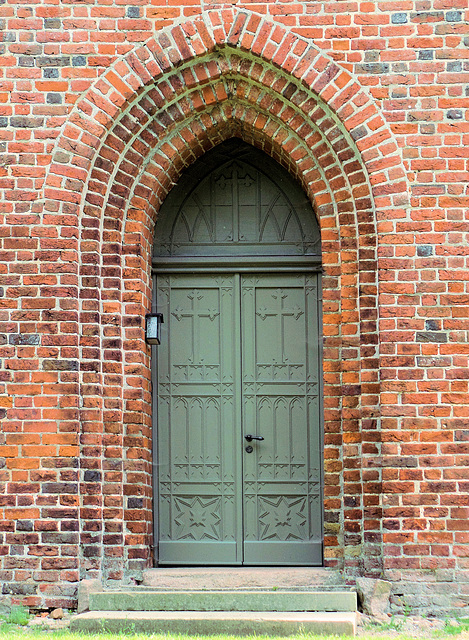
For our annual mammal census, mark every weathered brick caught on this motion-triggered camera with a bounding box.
[83,470,101,482]
[37,56,70,67]
[416,332,448,343]
[392,13,408,24]
[8,334,40,346]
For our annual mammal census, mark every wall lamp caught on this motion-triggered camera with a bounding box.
[145,313,164,345]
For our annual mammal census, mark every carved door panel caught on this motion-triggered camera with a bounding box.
[156,273,321,565]
[241,274,322,565]
[156,274,242,564]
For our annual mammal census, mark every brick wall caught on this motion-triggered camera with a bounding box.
[0,0,468,614]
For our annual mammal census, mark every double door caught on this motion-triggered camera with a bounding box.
[155,272,322,565]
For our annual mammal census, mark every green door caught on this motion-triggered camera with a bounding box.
[157,273,242,564]
[156,272,322,565]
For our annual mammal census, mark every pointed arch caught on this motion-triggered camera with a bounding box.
[42,8,409,584]
[153,140,321,259]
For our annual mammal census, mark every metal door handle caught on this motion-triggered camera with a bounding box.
[244,435,264,442]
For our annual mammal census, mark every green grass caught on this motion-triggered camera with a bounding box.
[0,631,457,640]
[440,618,469,636]
[0,632,357,640]
[0,630,380,640]
[2,605,30,626]
[5,632,469,640]
[1,622,468,640]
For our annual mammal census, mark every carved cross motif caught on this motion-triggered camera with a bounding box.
[171,289,220,363]
[215,165,255,190]
[256,289,303,321]
[172,291,219,322]
[256,289,304,363]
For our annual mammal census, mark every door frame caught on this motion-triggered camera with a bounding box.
[150,259,324,566]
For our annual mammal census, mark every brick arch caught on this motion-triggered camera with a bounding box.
[44,8,407,584]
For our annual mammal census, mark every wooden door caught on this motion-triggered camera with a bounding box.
[241,274,322,565]
[156,273,242,564]
[156,272,322,565]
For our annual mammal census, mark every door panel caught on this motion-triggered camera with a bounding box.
[156,274,242,564]
[241,274,322,565]
[156,272,321,565]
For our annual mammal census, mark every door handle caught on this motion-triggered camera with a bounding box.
[244,434,264,442]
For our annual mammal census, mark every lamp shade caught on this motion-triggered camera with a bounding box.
[145,313,164,345]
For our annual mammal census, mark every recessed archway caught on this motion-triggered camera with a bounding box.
[152,138,323,566]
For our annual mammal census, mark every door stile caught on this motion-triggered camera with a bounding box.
[239,275,256,563]
[317,271,324,558]
[304,274,324,562]
[151,272,160,566]
[232,272,243,563]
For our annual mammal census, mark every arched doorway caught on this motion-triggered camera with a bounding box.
[152,139,323,566]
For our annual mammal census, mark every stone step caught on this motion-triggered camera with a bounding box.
[71,610,357,636]
[90,589,357,612]
[142,567,346,590]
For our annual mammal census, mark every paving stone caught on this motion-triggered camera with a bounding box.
[71,610,357,636]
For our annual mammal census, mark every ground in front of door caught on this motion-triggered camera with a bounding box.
[13,610,468,637]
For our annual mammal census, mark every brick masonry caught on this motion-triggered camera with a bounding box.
[0,0,468,615]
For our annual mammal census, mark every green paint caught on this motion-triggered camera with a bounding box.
[156,274,240,564]
[156,274,321,565]
[153,140,323,566]
[153,139,321,262]
[241,274,322,565]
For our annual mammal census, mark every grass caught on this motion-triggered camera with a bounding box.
[1,617,469,640]
[0,625,362,640]
[3,605,30,626]
[0,632,355,640]
[363,618,404,633]
[440,619,469,636]
[0,630,466,640]
[0,627,418,640]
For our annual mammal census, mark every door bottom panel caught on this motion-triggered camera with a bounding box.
[243,541,323,566]
[158,542,239,566]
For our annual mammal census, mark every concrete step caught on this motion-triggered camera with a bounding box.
[71,610,357,635]
[90,589,357,612]
[142,567,347,590]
